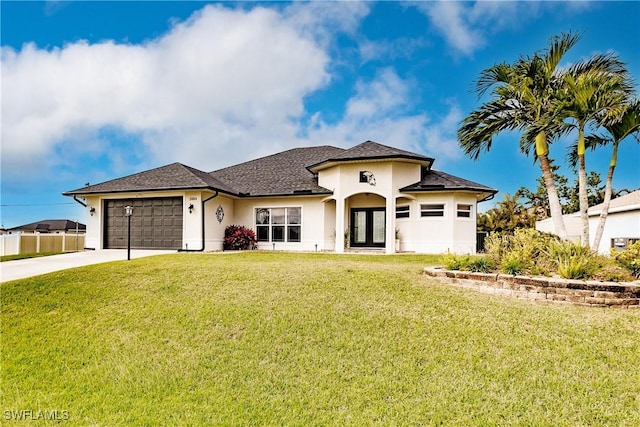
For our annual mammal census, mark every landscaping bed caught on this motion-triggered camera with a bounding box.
[424,267,640,308]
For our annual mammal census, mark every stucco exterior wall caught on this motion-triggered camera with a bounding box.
[233,196,328,251]
[537,208,640,253]
[84,195,101,249]
[203,195,235,251]
[394,192,480,254]
[589,209,640,254]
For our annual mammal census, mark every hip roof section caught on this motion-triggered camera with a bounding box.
[63,140,495,199]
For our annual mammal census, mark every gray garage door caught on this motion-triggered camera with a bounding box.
[104,198,183,249]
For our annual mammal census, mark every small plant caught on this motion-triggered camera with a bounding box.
[547,241,599,280]
[223,225,257,250]
[613,241,640,279]
[467,257,493,273]
[591,264,634,283]
[441,252,471,271]
[500,258,524,275]
[556,256,592,280]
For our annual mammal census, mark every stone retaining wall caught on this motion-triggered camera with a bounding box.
[423,267,640,308]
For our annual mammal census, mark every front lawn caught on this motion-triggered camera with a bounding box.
[2,252,639,425]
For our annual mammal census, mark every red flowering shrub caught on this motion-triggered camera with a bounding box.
[223,225,257,250]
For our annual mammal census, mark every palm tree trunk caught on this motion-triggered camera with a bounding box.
[591,141,618,251]
[538,153,568,240]
[577,127,590,246]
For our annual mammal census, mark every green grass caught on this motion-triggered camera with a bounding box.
[1,251,65,262]
[2,252,639,425]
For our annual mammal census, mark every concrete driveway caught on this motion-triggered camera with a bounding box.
[0,250,176,283]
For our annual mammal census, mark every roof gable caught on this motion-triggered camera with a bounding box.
[307,140,434,172]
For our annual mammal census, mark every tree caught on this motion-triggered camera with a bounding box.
[516,161,567,219]
[557,54,633,246]
[478,194,535,233]
[517,168,606,217]
[458,32,581,240]
[583,100,640,250]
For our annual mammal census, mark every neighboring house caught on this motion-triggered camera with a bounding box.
[536,189,640,253]
[6,219,86,234]
[64,141,497,254]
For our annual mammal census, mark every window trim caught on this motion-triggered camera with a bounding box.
[395,204,410,219]
[456,203,473,219]
[420,203,445,218]
[255,207,302,243]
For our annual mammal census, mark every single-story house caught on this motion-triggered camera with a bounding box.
[6,219,86,234]
[536,189,640,253]
[64,141,497,254]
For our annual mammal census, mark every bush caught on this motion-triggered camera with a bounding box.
[467,257,494,273]
[500,258,524,275]
[486,229,558,276]
[547,241,600,280]
[442,230,637,282]
[441,252,471,271]
[440,253,493,273]
[223,225,257,250]
[591,264,635,283]
[613,241,640,279]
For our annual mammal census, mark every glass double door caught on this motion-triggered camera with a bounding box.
[350,208,385,248]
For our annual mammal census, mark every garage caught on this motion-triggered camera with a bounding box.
[104,197,183,249]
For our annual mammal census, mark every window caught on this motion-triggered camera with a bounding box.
[457,204,473,218]
[396,205,410,219]
[255,207,301,243]
[420,203,445,217]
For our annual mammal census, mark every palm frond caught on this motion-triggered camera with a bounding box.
[475,63,514,98]
[545,31,582,72]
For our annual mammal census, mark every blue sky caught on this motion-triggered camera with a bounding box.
[1,1,639,229]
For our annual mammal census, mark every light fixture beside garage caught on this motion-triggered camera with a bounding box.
[188,204,195,214]
[89,207,96,216]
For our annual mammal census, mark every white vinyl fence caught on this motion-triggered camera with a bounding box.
[0,232,85,256]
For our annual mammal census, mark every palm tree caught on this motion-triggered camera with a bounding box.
[582,100,640,250]
[458,32,581,241]
[557,55,633,246]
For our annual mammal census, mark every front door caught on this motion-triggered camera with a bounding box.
[350,208,385,248]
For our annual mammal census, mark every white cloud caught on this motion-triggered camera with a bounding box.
[1,2,461,186]
[414,1,547,57]
[418,1,484,56]
[304,68,463,163]
[1,4,336,176]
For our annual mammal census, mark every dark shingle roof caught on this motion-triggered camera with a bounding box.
[8,219,86,232]
[307,140,433,172]
[64,162,236,196]
[63,141,496,200]
[400,169,497,201]
[210,146,344,196]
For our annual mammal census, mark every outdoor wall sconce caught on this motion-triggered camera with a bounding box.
[188,204,195,214]
[89,207,96,216]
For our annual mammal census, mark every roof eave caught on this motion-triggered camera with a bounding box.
[399,186,498,201]
[236,189,334,198]
[62,186,238,197]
